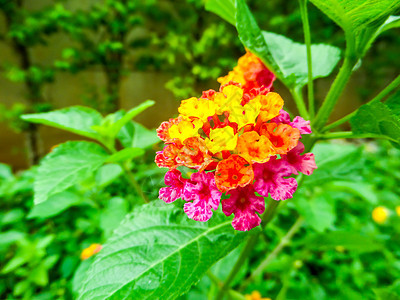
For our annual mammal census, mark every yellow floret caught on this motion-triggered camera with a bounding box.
[205,126,238,154]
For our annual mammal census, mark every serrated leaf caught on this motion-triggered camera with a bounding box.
[27,191,81,219]
[309,0,400,55]
[309,0,400,35]
[78,201,250,300]
[232,0,341,89]
[21,106,103,140]
[261,31,341,88]
[350,101,400,146]
[35,141,108,204]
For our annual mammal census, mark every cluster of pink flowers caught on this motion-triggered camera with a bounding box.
[156,52,317,231]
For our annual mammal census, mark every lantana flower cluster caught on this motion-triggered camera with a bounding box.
[156,51,317,231]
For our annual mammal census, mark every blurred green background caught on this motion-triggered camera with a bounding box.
[1,0,399,169]
[0,1,399,299]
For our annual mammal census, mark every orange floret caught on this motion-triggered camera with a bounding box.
[257,92,284,122]
[177,137,213,171]
[259,123,300,154]
[237,131,274,163]
[156,116,181,143]
[215,154,254,193]
[155,143,183,169]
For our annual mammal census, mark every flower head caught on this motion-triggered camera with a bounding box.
[372,206,389,224]
[81,243,102,260]
[156,50,315,231]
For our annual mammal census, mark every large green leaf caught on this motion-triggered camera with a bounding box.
[27,191,81,219]
[78,201,250,300]
[261,31,341,88]
[205,0,235,25]
[350,101,400,147]
[309,0,400,35]
[34,141,108,204]
[21,106,102,140]
[309,0,400,55]
[226,0,341,90]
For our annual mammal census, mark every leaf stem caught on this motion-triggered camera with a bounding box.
[299,0,314,119]
[241,217,304,289]
[215,200,280,300]
[313,55,357,131]
[323,74,400,131]
[291,87,310,120]
[317,131,397,142]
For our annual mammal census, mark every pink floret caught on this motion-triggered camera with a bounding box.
[270,110,312,135]
[253,157,297,201]
[222,185,265,231]
[281,142,317,176]
[183,172,221,222]
[159,169,187,203]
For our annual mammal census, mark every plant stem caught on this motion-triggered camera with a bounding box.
[241,217,304,290]
[313,56,357,131]
[207,271,247,300]
[121,162,149,204]
[291,87,310,120]
[215,200,280,300]
[318,131,397,142]
[299,0,314,119]
[323,74,400,131]
[105,144,149,204]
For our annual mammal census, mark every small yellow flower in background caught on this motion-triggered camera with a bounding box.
[372,206,389,224]
[335,245,345,253]
[245,291,271,300]
[80,243,102,260]
[396,206,400,217]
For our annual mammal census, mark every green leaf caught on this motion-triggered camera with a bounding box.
[107,100,155,138]
[205,0,235,25]
[34,141,108,204]
[106,148,145,163]
[99,197,129,239]
[0,231,26,248]
[117,121,159,149]
[294,192,336,232]
[261,31,341,88]
[95,164,123,187]
[78,201,250,300]
[21,106,103,140]
[350,101,400,146]
[306,231,383,253]
[309,0,400,55]
[0,163,13,180]
[27,191,81,219]
[304,143,364,185]
[309,0,400,35]
[233,0,340,89]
